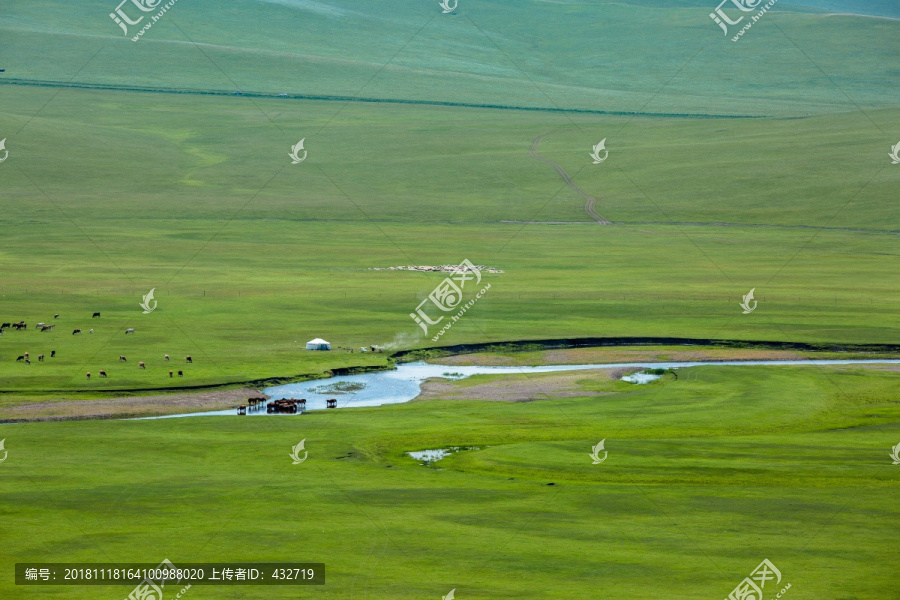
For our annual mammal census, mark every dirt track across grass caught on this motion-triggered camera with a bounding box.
[530,133,612,225]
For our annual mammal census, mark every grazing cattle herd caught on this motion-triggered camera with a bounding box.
[5,311,335,417]
[2,311,194,382]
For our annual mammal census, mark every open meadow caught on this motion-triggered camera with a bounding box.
[1,0,898,598]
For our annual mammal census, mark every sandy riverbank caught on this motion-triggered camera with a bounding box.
[0,387,268,423]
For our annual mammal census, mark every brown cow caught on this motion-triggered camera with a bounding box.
[86,372,91,379]
[99,370,107,378]
[139,361,145,369]
[169,371,173,378]
[119,355,127,362]
[38,354,44,361]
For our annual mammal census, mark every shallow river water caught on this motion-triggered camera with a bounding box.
[140,359,900,419]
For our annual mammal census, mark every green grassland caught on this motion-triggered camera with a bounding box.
[1,1,899,599]
[2,1,898,397]
[1,84,898,393]
[1,364,898,598]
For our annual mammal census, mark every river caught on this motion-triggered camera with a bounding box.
[138,359,900,419]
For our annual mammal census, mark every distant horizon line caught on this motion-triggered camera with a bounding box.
[0,77,767,119]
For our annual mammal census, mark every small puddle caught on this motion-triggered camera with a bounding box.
[622,372,663,384]
[406,446,480,465]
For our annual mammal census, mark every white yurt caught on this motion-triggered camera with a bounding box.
[306,338,332,351]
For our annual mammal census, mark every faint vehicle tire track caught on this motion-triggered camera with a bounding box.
[530,134,612,225]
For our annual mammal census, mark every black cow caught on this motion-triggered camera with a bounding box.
[73,329,82,335]
[92,312,101,318]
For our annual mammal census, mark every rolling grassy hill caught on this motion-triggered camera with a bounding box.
[2,0,899,116]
